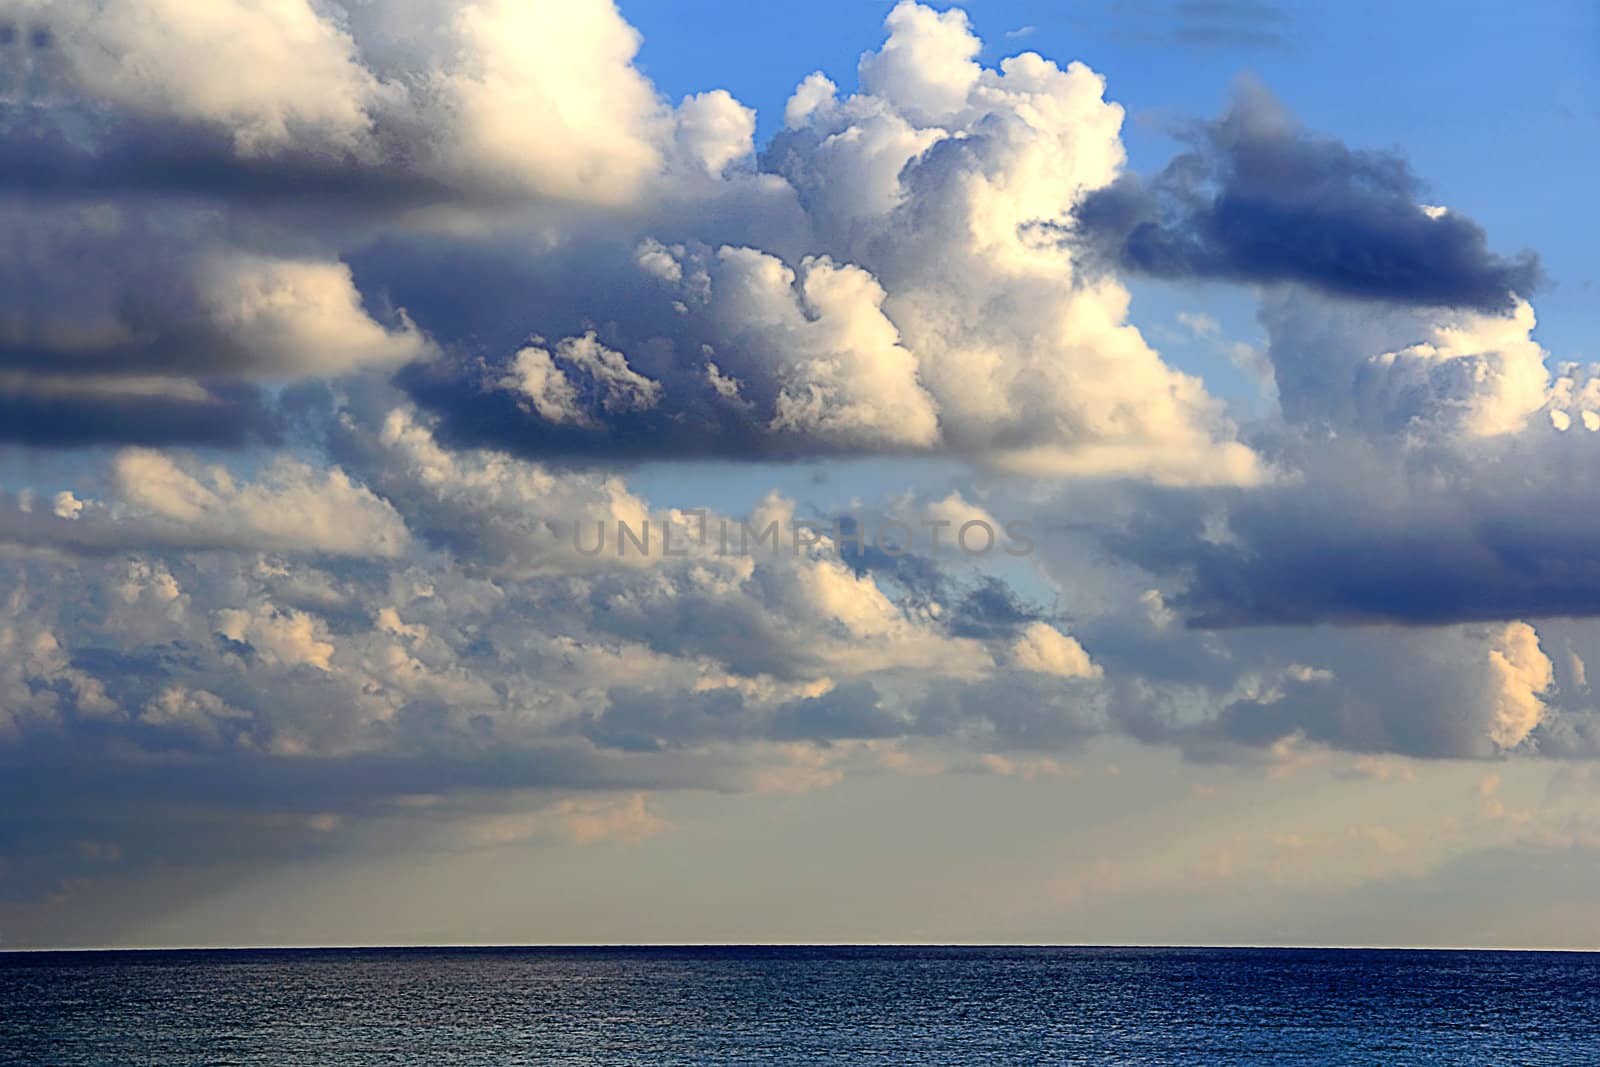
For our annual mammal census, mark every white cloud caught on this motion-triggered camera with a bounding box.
[50,0,391,156]
[110,449,411,557]
[195,255,434,378]
[424,0,667,203]
[709,250,941,449]
[1009,622,1101,679]
[215,601,336,671]
[1264,288,1552,439]
[858,1,982,126]
[763,6,1263,482]
[1485,622,1553,750]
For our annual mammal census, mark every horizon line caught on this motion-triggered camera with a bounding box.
[6,941,1600,955]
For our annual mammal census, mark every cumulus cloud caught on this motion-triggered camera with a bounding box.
[351,2,1265,482]
[7,0,1600,945]
[41,0,391,157]
[1196,622,1556,759]
[82,244,422,382]
[1105,440,1600,628]
[2,0,1272,481]
[1093,271,1600,630]
[0,206,432,444]
[8,0,703,205]
[499,332,662,428]
[1008,621,1102,679]
[1071,81,1540,311]
[1260,287,1552,438]
[0,448,411,557]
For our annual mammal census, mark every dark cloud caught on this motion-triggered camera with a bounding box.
[912,672,1103,751]
[0,383,278,448]
[0,108,451,211]
[399,354,830,465]
[1070,82,1540,311]
[1103,432,1600,628]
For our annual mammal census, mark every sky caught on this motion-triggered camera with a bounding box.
[2,0,1600,950]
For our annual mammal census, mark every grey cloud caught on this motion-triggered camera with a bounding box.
[1070,82,1540,311]
[0,383,278,448]
[584,682,900,751]
[1106,435,1600,628]
[912,672,1105,752]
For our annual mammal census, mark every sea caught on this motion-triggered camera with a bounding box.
[3,946,1598,1065]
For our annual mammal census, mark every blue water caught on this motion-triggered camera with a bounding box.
[3,946,1598,1064]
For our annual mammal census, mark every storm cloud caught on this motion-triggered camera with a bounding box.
[1070,81,1541,311]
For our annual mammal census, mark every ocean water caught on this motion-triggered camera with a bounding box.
[3,946,1598,1065]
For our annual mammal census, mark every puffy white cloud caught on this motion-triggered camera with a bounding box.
[672,90,757,178]
[1546,362,1600,433]
[0,612,121,736]
[1262,288,1552,439]
[9,0,1268,482]
[340,404,651,574]
[11,0,1600,949]
[141,685,251,742]
[857,1,982,126]
[500,345,589,426]
[1009,621,1101,679]
[0,204,433,440]
[24,0,711,206]
[51,491,83,520]
[109,449,412,557]
[701,249,941,449]
[0,450,412,558]
[45,0,392,156]
[1484,622,1554,750]
[193,255,433,378]
[423,0,667,203]
[760,6,1262,482]
[215,601,336,671]
[1358,300,1550,438]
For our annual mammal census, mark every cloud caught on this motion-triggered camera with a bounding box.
[1101,420,1600,631]
[499,332,662,428]
[0,379,278,447]
[1008,621,1102,679]
[0,204,432,445]
[3,0,1268,482]
[348,2,1265,483]
[1200,622,1555,759]
[6,0,1599,948]
[10,0,691,207]
[1090,278,1600,632]
[22,0,390,157]
[1071,81,1540,311]
[0,448,411,557]
[1261,287,1552,438]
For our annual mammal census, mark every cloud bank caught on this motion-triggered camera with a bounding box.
[3,0,1598,944]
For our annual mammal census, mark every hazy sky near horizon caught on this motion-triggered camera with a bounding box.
[3,0,1600,950]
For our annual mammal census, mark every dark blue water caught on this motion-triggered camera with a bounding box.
[3,946,1597,1064]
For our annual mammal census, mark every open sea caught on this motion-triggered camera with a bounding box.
[3,945,1598,1065]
